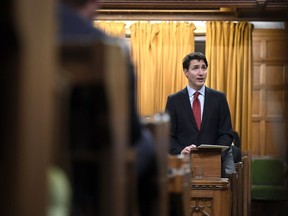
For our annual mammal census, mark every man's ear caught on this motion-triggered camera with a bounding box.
[184,69,188,77]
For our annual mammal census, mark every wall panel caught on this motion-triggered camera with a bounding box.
[252,29,288,158]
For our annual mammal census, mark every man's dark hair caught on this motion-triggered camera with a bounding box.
[182,52,208,70]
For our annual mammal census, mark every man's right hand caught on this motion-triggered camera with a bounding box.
[181,144,196,155]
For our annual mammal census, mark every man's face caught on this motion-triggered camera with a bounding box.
[184,59,207,90]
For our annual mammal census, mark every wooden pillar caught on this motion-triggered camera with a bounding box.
[0,0,56,215]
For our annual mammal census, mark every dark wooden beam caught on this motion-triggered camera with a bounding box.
[100,0,288,9]
[97,0,288,21]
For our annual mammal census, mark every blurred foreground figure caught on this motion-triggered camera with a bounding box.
[57,0,157,215]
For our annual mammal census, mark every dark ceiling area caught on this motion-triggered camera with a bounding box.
[98,0,288,21]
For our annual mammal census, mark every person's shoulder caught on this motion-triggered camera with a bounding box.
[205,86,224,94]
[205,87,226,97]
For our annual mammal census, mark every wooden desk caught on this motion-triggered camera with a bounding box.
[190,178,231,216]
[189,147,232,216]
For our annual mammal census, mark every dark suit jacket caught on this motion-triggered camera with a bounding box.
[165,86,233,155]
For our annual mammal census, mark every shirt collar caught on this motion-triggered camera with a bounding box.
[187,85,205,97]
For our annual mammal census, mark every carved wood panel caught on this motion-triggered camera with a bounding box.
[190,185,231,216]
[191,197,213,216]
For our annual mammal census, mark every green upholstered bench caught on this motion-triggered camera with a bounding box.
[251,157,288,200]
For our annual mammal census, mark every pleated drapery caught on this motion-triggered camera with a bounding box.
[206,21,253,151]
[130,21,195,116]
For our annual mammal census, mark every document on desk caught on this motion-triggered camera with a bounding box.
[197,144,229,152]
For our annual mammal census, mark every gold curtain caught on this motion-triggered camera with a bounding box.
[206,21,253,151]
[130,21,195,116]
[94,21,126,37]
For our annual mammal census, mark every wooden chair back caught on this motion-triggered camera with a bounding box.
[141,113,170,216]
[228,171,237,216]
[57,40,133,216]
[242,151,252,216]
[167,155,191,216]
[230,162,244,216]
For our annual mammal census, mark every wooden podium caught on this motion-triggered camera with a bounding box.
[190,146,231,216]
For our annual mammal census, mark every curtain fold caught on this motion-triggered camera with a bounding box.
[94,21,126,37]
[206,21,253,151]
[130,21,195,116]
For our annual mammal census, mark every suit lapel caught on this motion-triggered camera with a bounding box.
[180,88,198,130]
[201,87,213,130]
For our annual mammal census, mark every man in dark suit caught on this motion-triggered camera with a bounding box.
[165,52,235,177]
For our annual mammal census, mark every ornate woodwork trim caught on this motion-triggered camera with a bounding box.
[98,0,288,21]
[191,197,213,216]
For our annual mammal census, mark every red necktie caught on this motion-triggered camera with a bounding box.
[193,92,201,130]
